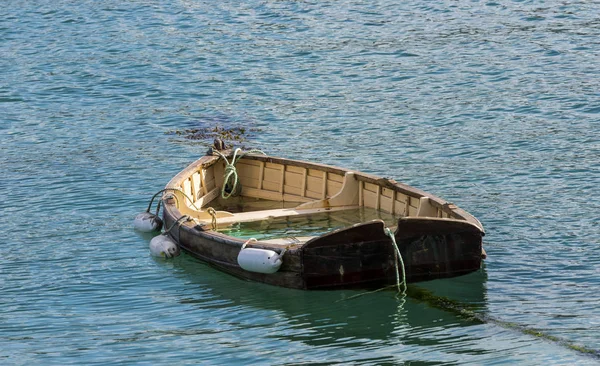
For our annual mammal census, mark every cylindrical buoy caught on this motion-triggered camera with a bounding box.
[133,212,163,232]
[149,234,180,258]
[237,248,283,274]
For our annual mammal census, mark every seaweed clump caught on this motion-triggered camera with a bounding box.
[167,125,261,148]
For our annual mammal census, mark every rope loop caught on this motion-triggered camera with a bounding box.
[146,188,200,213]
[207,207,218,231]
[164,215,191,234]
[213,148,266,199]
[241,237,258,249]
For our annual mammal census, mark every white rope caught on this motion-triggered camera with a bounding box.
[384,227,407,294]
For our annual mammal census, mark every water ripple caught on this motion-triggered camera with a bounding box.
[2,0,600,364]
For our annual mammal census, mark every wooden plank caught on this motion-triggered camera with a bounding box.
[200,169,209,195]
[308,168,323,177]
[305,189,322,200]
[262,181,280,192]
[286,165,305,174]
[237,162,261,180]
[284,170,303,188]
[241,186,282,200]
[301,168,307,197]
[241,187,312,203]
[183,178,192,200]
[394,198,405,216]
[241,177,259,189]
[258,161,264,189]
[328,173,344,183]
[380,195,392,214]
[243,155,348,177]
[408,205,418,216]
[326,180,342,196]
[283,184,302,196]
[363,182,379,193]
[381,187,393,198]
[283,194,312,203]
[263,166,282,184]
[195,187,220,208]
[359,181,363,207]
[202,205,360,226]
[296,172,360,210]
[362,189,378,209]
[265,162,284,171]
[322,171,328,198]
[306,175,323,196]
[211,162,223,190]
[279,165,285,193]
[192,172,202,200]
[238,159,261,167]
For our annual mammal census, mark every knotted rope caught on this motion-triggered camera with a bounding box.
[212,148,266,199]
[207,207,218,230]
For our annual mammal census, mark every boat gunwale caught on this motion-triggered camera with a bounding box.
[163,152,484,235]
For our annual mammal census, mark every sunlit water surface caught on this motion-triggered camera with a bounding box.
[2,1,599,364]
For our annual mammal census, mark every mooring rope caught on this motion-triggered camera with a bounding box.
[163,215,191,234]
[335,227,407,303]
[241,237,257,249]
[207,207,218,230]
[212,148,266,199]
[146,188,201,213]
[332,230,600,359]
[384,227,407,295]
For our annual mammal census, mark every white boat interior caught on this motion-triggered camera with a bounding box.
[163,153,482,240]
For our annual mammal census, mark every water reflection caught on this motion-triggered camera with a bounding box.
[170,253,488,350]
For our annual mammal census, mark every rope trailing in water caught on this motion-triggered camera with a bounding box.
[334,227,407,303]
[212,148,266,199]
[146,188,201,212]
[384,227,407,295]
[335,231,599,358]
[207,207,218,230]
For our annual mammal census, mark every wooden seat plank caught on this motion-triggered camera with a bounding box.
[200,205,359,226]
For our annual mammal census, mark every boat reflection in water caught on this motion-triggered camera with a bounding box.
[170,254,488,355]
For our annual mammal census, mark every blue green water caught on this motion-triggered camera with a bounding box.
[2,1,599,364]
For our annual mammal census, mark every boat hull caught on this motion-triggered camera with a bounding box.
[164,213,483,290]
[160,152,485,290]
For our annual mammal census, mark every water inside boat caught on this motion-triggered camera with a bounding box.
[211,196,400,241]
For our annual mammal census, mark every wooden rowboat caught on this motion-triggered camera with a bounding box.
[161,146,485,290]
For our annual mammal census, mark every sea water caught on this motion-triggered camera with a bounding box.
[219,206,399,241]
[2,1,600,364]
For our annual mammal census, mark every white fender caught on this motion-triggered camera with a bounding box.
[237,248,284,274]
[149,235,180,258]
[134,212,163,232]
